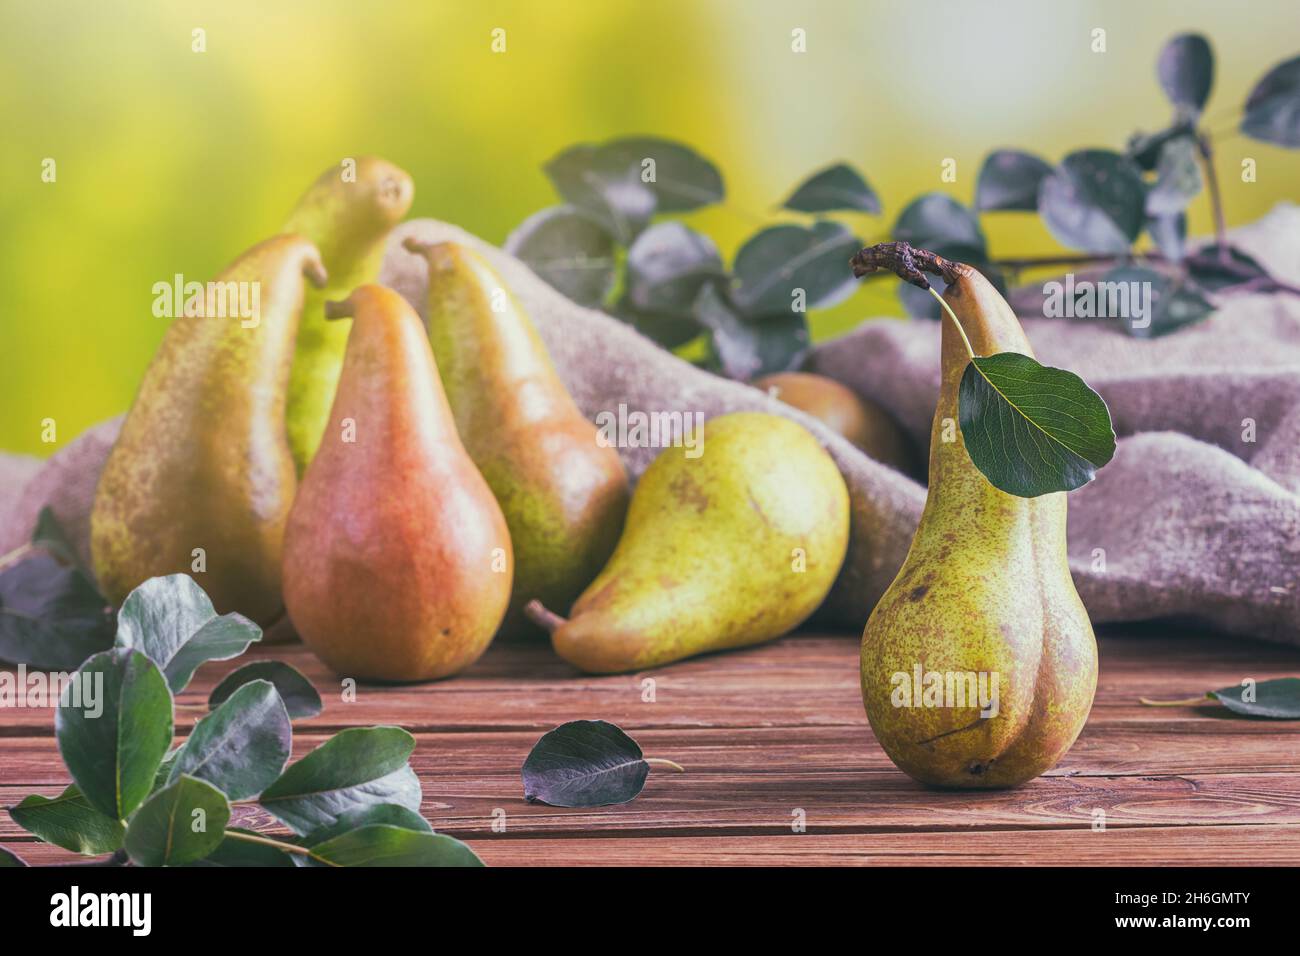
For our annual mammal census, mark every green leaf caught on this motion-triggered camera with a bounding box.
[124,775,230,866]
[1186,245,1271,292]
[1210,678,1300,719]
[209,660,322,720]
[614,302,703,350]
[0,845,27,867]
[259,726,421,834]
[300,803,432,849]
[624,221,724,314]
[694,284,808,380]
[1157,33,1214,118]
[1101,266,1214,338]
[8,784,125,855]
[0,553,115,669]
[730,221,860,317]
[782,163,880,214]
[894,193,986,252]
[522,719,650,807]
[191,828,296,867]
[1241,54,1300,147]
[170,680,291,800]
[503,205,618,307]
[543,144,656,243]
[309,825,483,867]
[56,647,173,820]
[1145,138,1202,216]
[1038,150,1147,254]
[958,352,1117,498]
[599,137,724,212]
[114,574,261,693]
[31,507,83,569]
[974,150,1053,212]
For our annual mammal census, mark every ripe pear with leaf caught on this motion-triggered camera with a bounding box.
[282,284,513,682]
[860,262,1104,789]
[91,235,326,624]
[527,412,849,673]
[403,238,629,638]
[284,157,414,472]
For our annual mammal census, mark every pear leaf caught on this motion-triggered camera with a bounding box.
[8,784,125,855]
[0,846,27,866]
[958,352,1117,498]
[1186,245,1271,292]
[169,679,291,800]
[731,221,861,317]
[30,507,83,569]
[624,221,725,314]
[504,205,617,307]
[124,775,230,867]
[56,647,174,820]
[114,574,261,693]
[1210,678,1300,719]
[192,828,296,867]
[522,719,650,808]
[1157,33,1214,118]
[308,825,483,867]
[0,552,115,669]
[209,660,322,720]
[974,150,1053,212]
[782,163,881,214]
[614,301,703,350]
[1101,266,1214,338]
[694,283,809,380]
[598,137,724,212]
[1241,54,1300,147]
[300,803,432,848]
[1038,150,1147,254]
[259,726,421,834]
[543,144,656,243]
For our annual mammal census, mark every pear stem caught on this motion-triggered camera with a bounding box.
[523,600,567,634]
[1139,695,1215,708]
[644,758,686,773]
[928,287,977,361]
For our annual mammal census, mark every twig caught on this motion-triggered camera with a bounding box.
[1196,132,1230,264]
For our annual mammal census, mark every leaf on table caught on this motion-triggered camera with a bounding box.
[8,783,125,855]
[170,679,291,800]
[1211,678,1300,719]
[124,775,230,867]
[190,827,296,867]
[522,719,651,808]
[0,845,28,867]
[308,825,483,867]
[114,574,261,693]
[208,660,322,720]
[958,352,1117,498]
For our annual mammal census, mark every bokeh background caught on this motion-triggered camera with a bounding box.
[3,0,1297,456]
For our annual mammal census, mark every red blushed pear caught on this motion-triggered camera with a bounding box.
[282,284,513,682]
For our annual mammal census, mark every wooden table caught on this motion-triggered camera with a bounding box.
[4,628,1300,866]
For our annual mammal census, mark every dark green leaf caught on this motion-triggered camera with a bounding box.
[522,719,649,807]
[730,221,860,317]
[694,284,809,380]
[1145,138,1202,216]
[503,205,618,307]
[209,660,322,720]
[615,302,703,350]
[1241,54,1300,147]
[1211,678,1300,719]
[114,574,261,693]
[958,352,1117,498]
[1039,150,1147,254]
[0,553,114,669]
[8,784,125,855]
[894,193,986,252]
[782,163,881,214]
[0,845,27,866]
[1157,33,1214,117]
[124,775,230,866]
[56,647,173,820]
[1101,266,1214,338]
[259,726,420,834]
[309,825,483,867]
[191,827,296,867]
[624,221,724,314]
[1186,245,1271,292]
[543,144,656,243]
[1146,212,1187,262]
[599,137,724,212]
[974,150,1053,211]
[31,507,82,569]
[300,803,432,848]
[170,680,291,800]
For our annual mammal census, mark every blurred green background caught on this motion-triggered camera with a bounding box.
[3,0,1297,456]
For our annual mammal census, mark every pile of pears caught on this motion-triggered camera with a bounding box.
[89,159,852,684]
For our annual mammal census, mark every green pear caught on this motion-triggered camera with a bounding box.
[91,235,326,623]
[282,285,513,682]
[860,265,1097,789]
[528,412,849,673]
[283,157,414,472]
[403,239,629,638]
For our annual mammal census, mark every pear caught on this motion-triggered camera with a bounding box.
[860,265,1097,789]
[753,371,914,473]
[283,157,414,472]
[403,239,629,638]
[528,412,849,673]
[91,235,326,623]
[281,284,513,682]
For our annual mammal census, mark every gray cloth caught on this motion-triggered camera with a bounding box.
[4,205,1297,644]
